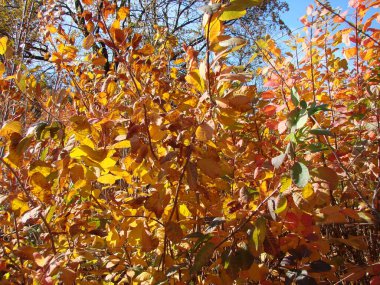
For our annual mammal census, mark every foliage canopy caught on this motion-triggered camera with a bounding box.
[0,0,379,284]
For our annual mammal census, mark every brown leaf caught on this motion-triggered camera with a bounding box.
[82,34,95,50]
[144,189,170,218]
[197,158,221,179]
[141,228,159,252]
[186,162,198,191]
[165,221,184,243]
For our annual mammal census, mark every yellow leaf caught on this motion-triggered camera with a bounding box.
[149,125,167,142]
[107,81,117,95]
[179,204,192,218]
[0,36,7,55]
[280,176,292,193]
[302,183,314,199]
[28,161,52,177]
[30,173,51,203]
[100,157,117,169]
[111,140,131,149]
[82,34,95,50]
[0,120,22,138]
[70,147,88,159]
[117,7,130,20]
[219,9,246,21]
[70,145,107,162]
[206,17,221,44]
[106,225,121,248]
[185,70,205,92]
[196,121,214,142]
[46,25,57,33]
[11,194,29,215]
[97,173,120,184]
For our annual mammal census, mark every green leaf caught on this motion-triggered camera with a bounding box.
[300,100,307,109]
[287,108,308,132]
[308,103,329,116]
[291,162,309,188]
[191,242,215,274]
[252,217,266,250]
[291,87,300,107]
[309,128,332,136]
[307,143,329,153]
[296,108,308,130]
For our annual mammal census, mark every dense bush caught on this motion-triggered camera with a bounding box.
[0,0,379,284]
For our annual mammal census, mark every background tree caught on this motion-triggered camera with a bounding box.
[36,0,289,67]
[0,0,48,63]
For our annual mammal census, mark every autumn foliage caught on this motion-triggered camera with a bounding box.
[0,0,379,284]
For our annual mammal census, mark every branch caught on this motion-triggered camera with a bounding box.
[315,0,380,46]
[213,188,279,251]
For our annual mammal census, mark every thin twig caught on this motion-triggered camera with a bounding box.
[214,188,279,250]
[315,0,380,46]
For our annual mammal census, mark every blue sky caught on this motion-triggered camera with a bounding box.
[281,0,349,30]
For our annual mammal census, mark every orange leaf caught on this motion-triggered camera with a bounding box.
[262,105,277,116]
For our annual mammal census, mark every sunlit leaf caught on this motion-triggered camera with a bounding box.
[179,204,192,218]
[0,120,22,138]
[0,36,7,55]
[97,174,120,185]
[33,252,47,267]
[111,140,131,149]
[11,194,29,215]
[280,176,292,193]
[196,121,214,142]
[302,183,314,199]
[117,7,130,20]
